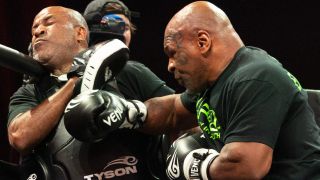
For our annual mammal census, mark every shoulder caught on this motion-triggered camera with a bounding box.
[223,46,303,96]
[117,60,159,80]
[122,60,149,72]
[232,47,288,83]
[8,84,38,123]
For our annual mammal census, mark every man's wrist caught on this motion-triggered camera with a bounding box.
[203,153,218,180]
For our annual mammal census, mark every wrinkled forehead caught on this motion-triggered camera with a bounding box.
[33,7,67,24]
[164,17,185,43]
[164,18,178,38]
[164,29,178,43]
[163,29,182,51]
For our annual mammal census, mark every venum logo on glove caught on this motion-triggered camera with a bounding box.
[83,156,138,180]
[102,106,123,126]
[166,146,181,180]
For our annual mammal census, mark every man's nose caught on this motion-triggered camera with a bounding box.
[34,25,46,38]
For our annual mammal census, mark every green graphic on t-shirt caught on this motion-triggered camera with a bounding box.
[287,72,302,91]
[196,97,221,141]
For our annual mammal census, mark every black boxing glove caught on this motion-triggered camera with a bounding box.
[68,39,129,94]
[67,55,86,79]
[64,90,147,142]
[166,133,219,180]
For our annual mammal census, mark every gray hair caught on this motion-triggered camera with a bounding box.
[67,8,90,43]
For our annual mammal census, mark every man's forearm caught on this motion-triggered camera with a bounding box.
[8,77,77,154]
[208,142,272,179]
[142,94,197,134]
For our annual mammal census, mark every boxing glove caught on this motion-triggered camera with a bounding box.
[64,90,147,142]
[166,133,219,180]
[67,54,86,79]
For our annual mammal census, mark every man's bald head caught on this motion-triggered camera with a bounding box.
[163,1,244,92]
[165,1,233,40]
[35,6,89,43]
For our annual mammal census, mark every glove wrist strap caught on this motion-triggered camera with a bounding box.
[131,100,147,126]
[201,151,218,180]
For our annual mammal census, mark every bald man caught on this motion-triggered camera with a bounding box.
[8,6,88,155]
[157,1,320,179]
[84,1,320,179]
[7,5,174,180]
[6,6,89,179]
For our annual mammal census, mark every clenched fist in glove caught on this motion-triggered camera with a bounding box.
[166,133,219,180]
[64,90,147,142]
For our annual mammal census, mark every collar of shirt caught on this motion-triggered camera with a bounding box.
[50,74,68,82]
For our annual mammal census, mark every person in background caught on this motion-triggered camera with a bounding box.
[81,0,176,179]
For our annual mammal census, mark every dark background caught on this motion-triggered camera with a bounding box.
[0,0,319,162]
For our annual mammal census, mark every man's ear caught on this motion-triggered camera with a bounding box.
[75,26,88,44]
[197,30,211,55]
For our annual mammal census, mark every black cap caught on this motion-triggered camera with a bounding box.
[83,0,140,45]
[84,0,139,22]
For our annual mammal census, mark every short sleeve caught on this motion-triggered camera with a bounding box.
[223,80,289,148]
[180,91,197,114]
[8,85,38,126]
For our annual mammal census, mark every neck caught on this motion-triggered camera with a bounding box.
[52,46,87,76]
[207,38,243,84]
[51,63,71,76]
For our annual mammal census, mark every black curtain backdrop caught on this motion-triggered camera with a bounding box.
[1,0,319,162]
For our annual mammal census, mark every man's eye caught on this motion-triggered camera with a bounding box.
[45,21,54,26]
[169,50,176,57]
[125,25,130,31]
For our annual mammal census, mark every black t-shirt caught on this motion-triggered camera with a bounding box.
[8,61,174,180]
[117,61,173,101]
[182,46,320,179]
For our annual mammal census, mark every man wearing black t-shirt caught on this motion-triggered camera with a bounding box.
[7,4,173,180]
[79,1,320,179]
[150,1,320,179]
